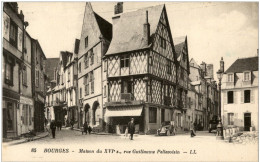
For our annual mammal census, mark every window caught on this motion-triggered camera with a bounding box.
[9,20,18,47]
[90,49,94,65]
[167,60,171,74]
[36,70,39,87]
[90,71,94,93]
[161,109,165,123]
[189,97,191,108]
[4,56,14,86]
[121,81,132,93]
[80,88,82,98]
[104,85,106,97]
[228,113,234,125]
[148,56,153,66]
[244,90,250,103]
[84,74,89,96]
[85,36,88,48]
[104,60,107,72]
[84,54,89,69]
[149,107,157,123]
[68,68,70,82]
[244,72,251,81]
[120,55,129,68]
[79,62,81,73]
[22,105,29,125]
[7,102,14,130]
[177,113,181,127]
[227,91,234,104]
[22,66,27,86]
[227,74,233,82]
[160,36,166,49]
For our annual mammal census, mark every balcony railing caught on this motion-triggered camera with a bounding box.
[120,93,133,101]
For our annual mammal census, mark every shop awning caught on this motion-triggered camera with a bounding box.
[105,106,143,117]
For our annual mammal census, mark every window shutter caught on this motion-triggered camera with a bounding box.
[224,92,227,105]
[241,90,244,103]
[234,91,237,104]
[249,71,252,81]
[251,89,254,103]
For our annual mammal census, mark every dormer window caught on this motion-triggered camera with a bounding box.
[227,73,234,82]
[244,71,251,81]
[120,55,129,68]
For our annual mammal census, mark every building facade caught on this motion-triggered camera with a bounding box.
[174,36,190,132]
[77,2,112,130]
[3,2,25,138]
[31,39,47,132]
[104,4,178,134]
[221,56,258,131]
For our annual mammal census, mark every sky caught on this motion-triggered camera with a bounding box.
[17,2,259,80]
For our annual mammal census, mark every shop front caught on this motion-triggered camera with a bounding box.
[105,105,144,134]
[19,96,34,135]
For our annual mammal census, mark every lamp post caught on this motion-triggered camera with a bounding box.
[216,57,224,140]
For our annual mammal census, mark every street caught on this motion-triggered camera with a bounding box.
[2,129,257,162]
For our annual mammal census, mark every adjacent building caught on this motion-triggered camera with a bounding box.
[221,56,258,131]
[77,2,112,131]
[31,39,47,132]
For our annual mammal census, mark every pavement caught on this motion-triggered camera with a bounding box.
[2,131,50,146]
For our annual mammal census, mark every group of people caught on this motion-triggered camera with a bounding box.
[82,121,92,135]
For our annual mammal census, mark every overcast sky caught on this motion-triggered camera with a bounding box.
[18,2,258,80]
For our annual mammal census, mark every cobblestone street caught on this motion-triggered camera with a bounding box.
[3,129,257,162]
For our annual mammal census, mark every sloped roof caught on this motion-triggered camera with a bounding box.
[106,5,164,55]
[225,56,258,73]
[94,12,112,41]
[190,58,200,69]
[45,58,59,81]
[174,36,186,58]
[60,51,73,69]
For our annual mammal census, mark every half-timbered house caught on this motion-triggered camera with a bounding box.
[174,36,190,131]
[104,4,177,134]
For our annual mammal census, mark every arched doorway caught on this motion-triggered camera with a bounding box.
[92,101,100,126]
[84,104,90,124]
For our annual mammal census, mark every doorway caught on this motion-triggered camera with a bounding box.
[244,113,251,131]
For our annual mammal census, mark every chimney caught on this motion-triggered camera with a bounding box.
[74,39,80,54]
[200,62,207,77]
[112,2,123,25]
[143,10,150,46]
[257,49,259,56]
[19,10,24,21]
[206,64,214,79]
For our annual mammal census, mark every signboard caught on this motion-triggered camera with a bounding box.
[20,96,33,105]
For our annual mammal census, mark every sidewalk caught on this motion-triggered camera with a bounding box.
[3,131,49,146]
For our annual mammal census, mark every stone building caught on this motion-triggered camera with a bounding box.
[31,39,47,132]
[2,2,26,138]
[77,2,112,131]
[221,56,258,131]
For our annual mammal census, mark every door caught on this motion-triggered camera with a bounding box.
[3,109,7,138]
[244,113,251,131]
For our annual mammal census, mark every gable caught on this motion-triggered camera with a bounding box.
[152,7,175,61]
[78,2,102,58]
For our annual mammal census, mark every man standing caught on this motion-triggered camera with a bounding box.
[190,121,196,137]
[50,120,56,138]
[128,118,135,140]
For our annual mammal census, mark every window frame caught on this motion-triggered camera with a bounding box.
[22,65,27,86]
[167,59,172,74]
[244,71,251,81]
[244,90,251,103]
[120,55,130,68]
[9,19,18,48]
[149,107,157,123]
[228,113,234,125]
[85,36,88,48]
[227,91,234,104]
[227,73,234,82]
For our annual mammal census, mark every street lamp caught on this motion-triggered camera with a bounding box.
[216,58,224,140]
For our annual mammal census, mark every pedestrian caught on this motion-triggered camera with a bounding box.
[58,120,62,130]
[88,125,92,134]
[70,119,74,130]
[190,121,196,137]
[50,120,56,138]
[128,118,135,140]
[83,122,88,135]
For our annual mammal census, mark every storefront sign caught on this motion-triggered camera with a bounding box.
[20,96,33,105]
